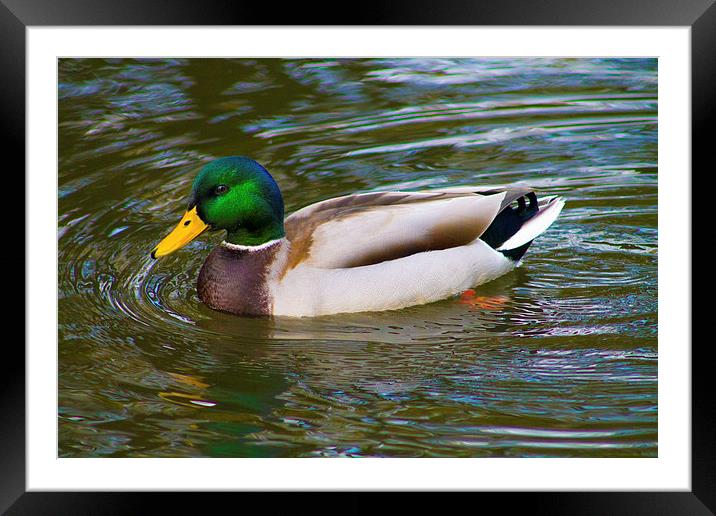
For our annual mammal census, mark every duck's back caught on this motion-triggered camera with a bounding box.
[270,187,563,317]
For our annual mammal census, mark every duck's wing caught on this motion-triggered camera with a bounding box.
[282,187,535,272]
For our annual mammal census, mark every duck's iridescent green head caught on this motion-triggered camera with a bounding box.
[152,157,285,258]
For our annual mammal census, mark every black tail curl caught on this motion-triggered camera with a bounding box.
[480,192,539,261]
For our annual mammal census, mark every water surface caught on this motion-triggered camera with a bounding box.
[58,58,657,457]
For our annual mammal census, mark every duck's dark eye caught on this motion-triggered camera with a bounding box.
[215,184,229,195]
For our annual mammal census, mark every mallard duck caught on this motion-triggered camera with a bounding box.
[151,157,564,317]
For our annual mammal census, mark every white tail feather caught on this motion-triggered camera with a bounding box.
[497,197,565,251]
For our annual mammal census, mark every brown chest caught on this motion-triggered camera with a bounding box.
[197,244,280,316]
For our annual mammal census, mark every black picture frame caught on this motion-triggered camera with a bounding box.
[3,0,710,513]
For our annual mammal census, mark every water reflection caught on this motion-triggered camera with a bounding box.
[59,58,657,458]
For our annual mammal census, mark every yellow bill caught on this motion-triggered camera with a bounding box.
[151,206,209,259]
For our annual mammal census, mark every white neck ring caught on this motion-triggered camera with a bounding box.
[220,238,284,252]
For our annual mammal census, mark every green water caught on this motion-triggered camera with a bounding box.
[58,58,657,458]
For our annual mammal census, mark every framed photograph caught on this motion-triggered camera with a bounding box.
[5,0,710,512]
